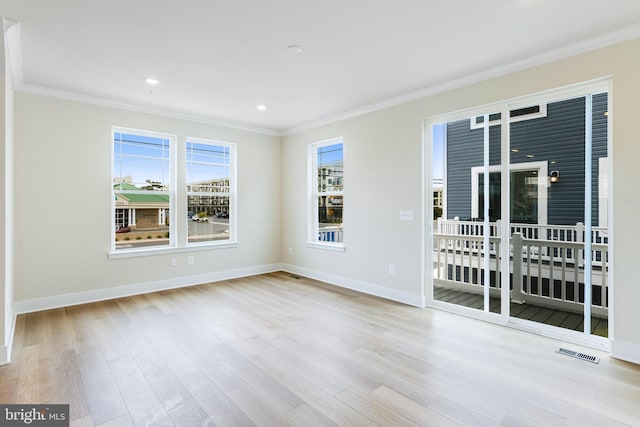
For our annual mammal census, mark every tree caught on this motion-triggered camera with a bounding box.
[141,179,163,190]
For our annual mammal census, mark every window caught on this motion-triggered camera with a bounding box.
[470,161,548,224]
[186,138,235,245]
[309,138,344,247]
[112,128,174,252]
[470,104,547,129]
[112,127,237,255]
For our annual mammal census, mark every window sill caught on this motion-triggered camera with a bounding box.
[109,241,239,259]
[306,241,346,252]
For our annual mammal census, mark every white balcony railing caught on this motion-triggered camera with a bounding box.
[433,219,609,316]
[436,219,607,266]
[318,225,343,243]
[436,218,607,244]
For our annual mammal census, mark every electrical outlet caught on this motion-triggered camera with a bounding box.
[187,256,194,265]
[399,210,414,221]
[288,247,293,256]
[388,264,395,274]
[170,258,177,267]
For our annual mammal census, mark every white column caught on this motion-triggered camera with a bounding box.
[0,18,18,365]
[129,208,136,226]
[584,95,593,334]
[483,114,490,312]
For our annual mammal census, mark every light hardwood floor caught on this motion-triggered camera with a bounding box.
[1,272,639,426]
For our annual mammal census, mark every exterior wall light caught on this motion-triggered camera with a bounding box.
[550,170,560,183]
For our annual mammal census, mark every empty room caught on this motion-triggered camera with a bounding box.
[1,1,640,426]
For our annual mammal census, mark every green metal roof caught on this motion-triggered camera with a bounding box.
[116,193,169,203]
[113,182,140,190]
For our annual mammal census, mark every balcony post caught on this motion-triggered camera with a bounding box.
[576,222,584,267]
[511,232,525,303]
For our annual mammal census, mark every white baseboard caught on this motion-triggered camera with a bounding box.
[14,263,283,314]
[281,264,425,308]
[611,339,640,365]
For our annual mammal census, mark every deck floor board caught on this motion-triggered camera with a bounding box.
[434,286,608,337]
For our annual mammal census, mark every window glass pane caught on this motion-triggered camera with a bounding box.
[113,129,171,251]
[113,132,170,190]
[318,195,343,243]
[510,170,538,224]
[188,195,230,243]
[312,139,344,245]
[478,172,501,222]
[186,140,233,244]
[187,142,230,192]
[434,114,502,314]
[317,143,343,192]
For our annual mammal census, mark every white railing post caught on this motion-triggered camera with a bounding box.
[576,222,584,267]
[511,232,525,303]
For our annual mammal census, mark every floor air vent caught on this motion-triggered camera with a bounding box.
[556,347,600,364]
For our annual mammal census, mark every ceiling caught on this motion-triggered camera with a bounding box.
[2,1,640,134]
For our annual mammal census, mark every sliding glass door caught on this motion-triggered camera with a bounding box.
[430,110,504,315]
[507,91,609,338]
[427,82,610,342]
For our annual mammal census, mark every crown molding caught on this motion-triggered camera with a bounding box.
[281,23,640,136]
[16,83,282,136]
[3,18,23,86]
[4,19,281,136]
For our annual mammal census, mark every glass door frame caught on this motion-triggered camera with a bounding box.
[423,78,612,350]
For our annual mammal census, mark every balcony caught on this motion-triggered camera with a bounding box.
[433,219,608,337]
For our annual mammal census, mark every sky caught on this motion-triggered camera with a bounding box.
[432,124,445,180]
[317,143,343,168]
[113,132,230,188]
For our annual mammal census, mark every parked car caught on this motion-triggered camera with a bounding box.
[115,226,130,233]
[192,214,208,222]
[215,211,229,218]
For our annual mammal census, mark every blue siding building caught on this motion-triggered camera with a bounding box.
[445,93,607,226]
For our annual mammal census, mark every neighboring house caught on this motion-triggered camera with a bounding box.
[187,178,231,218]
[445,93,608,226]
[114,183,170,230]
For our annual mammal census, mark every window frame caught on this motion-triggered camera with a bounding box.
[469,104,547,129]
[185,137,237,247]
[110,127,238,259]
[111,126,176,255]
[470,160,549,225]
[307,137,345,251]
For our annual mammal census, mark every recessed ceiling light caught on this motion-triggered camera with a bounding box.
[286,45,303,55]
[145,78,159,85]
[257,104,267,111]
[526,154,535,158]
[511,148,519,153]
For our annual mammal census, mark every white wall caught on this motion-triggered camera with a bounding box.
[282,39,640,363]
[282,111,425,306]
[13,93,282,307]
